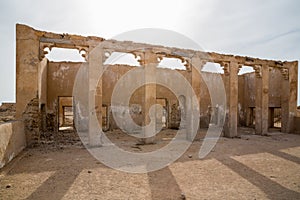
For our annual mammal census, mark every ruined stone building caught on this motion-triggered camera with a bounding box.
[0,24,299,168]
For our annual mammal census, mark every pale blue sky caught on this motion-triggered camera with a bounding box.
[0,0,299,105]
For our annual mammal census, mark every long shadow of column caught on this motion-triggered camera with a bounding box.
[269,150,300,165]
[217,157,300,200]
[147,167,183,200]
[25,168,81,200]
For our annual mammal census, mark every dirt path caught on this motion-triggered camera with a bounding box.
[1,129,300,199]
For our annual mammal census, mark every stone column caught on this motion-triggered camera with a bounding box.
[261,65,269,135]
[281,61,298,133]
[188,58,203,140]
[222,62,230,136]
[142,50,158,144]
[88,45,103,147]
[228,61,239,137]
[254,64,269,135]
[222,61,239,137]
[254,65,262,134]
[191,58,203,115]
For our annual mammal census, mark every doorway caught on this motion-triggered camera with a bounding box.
[58,96,74,131]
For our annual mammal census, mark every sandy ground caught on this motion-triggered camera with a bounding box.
[0,128,300,200]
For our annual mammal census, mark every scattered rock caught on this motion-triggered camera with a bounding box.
[131,145,142,150]
[6,184,11,189]
[188,154,192,158]
[88,170,92,173]
[180,192,186,200]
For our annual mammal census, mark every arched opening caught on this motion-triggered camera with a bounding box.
[239,66,255,75]
[158,57,186,70]
[104,52,140,66]
[201,62,224,74]
[45,47,86,62]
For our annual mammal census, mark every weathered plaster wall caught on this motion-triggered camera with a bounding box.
[46,62,82,131]
[47,62,82,112]
[16,24,40,119]
[49,61,292,131]
[236,68,288,130]
[269,68,282,107]
[242,69,282,108]
[45,62,228,130]
[238,75,246,126]
[24,57,299,136]
[0,121,26,168]
[244,72,256,108]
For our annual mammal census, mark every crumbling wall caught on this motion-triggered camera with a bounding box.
[23,98,40,145]
[0,103,16,123]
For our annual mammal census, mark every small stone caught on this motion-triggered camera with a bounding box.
[6,184,11,189]
[188,154,192,158]
[88,170,92,173]
[181,192,186,200]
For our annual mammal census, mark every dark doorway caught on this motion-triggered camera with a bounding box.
[58,97,74,131]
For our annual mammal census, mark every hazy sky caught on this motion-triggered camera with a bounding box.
[0,0,299,104]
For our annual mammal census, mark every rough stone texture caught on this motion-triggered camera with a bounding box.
[0,103,16,123]
[23,98,40,145]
